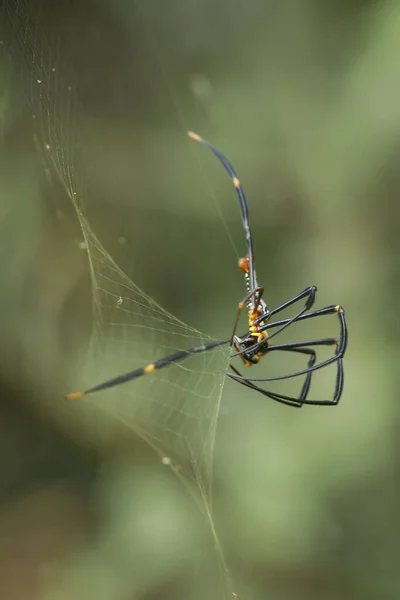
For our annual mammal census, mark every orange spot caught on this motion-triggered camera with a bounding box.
[187,131,202,142]
[144,363,156,374]
[245,362,252,368]
[239,257,250,273]
[65,391,85,400]
[233,177,240,188]
[335,305,340,312]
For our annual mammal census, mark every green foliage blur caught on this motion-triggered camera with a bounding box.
[0,0,398,598]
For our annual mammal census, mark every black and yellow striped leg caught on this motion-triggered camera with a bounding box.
[65,338,229,400]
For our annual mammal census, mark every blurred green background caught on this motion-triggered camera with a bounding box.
[0,0,398,598]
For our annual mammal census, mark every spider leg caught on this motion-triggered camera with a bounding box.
[228,365,303,407]
[264,286,317,319]
[227,338,344,405]
[259,304,342,336]
[65,338,229,399]
[228,345,319,407]
[248,305,347,359]
[258,286,317,344]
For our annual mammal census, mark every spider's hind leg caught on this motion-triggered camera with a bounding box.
[227,337,345,406]
[227,364,304,407]
[227,345,318,408]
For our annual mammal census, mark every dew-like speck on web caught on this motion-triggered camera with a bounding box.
[78,241,87,251]
[117,296,123,306]
[161,456,172,466]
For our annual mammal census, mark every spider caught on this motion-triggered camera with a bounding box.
[65,131,347,407]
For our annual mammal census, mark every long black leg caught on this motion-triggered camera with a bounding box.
[228,350,340,383]
[257,286,317,344]
[228,346,318,406]
[228,339,344,405]
[228,365,304,407]
[65,338,229,399]
[265,286,316,319]
[258,304,340,333]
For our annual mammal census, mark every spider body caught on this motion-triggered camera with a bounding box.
[233,256,269,367]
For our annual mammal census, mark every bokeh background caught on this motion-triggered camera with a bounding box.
[0,0,398,598]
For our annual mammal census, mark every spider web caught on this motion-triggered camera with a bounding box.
[0,0,231,522]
